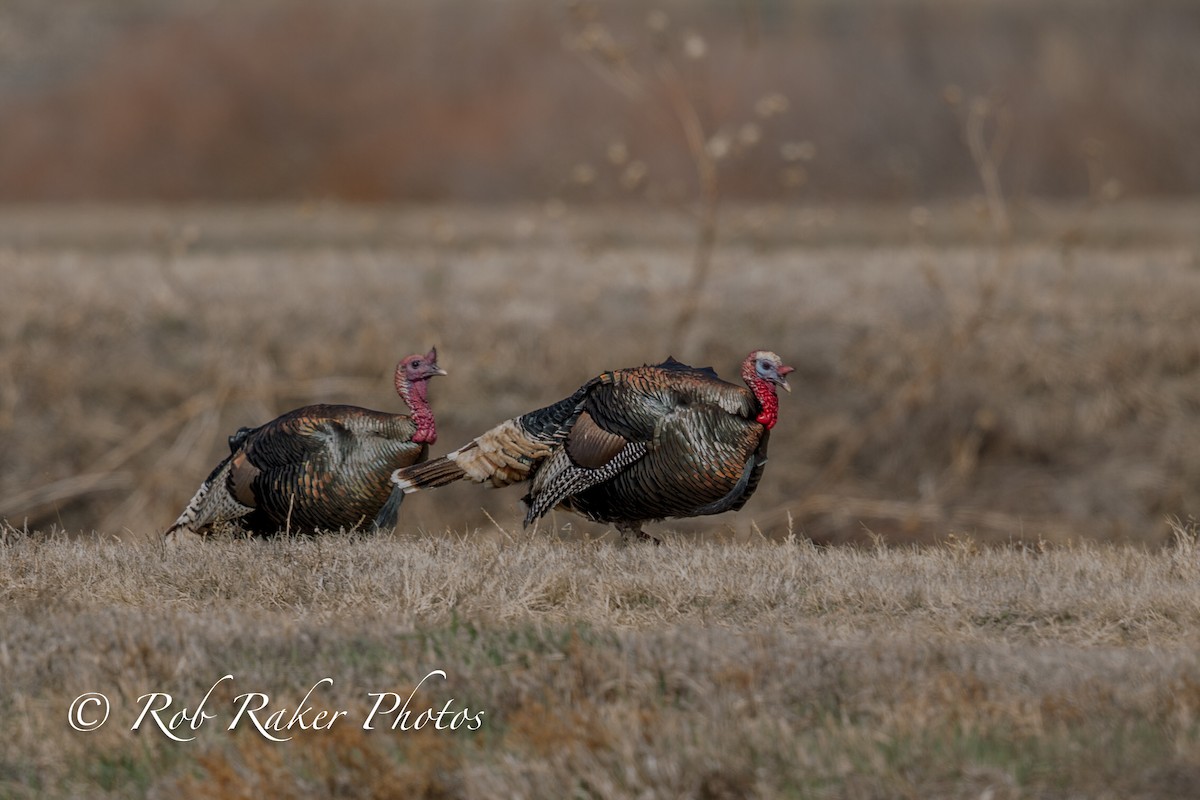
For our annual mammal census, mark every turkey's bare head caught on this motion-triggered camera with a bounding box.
[744,351,793,393]
[397,349,447,387]
[743,350,794,429]
[395,348,446,442]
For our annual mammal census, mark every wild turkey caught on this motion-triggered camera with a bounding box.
[376,350,793,541]
[165,349,446,541]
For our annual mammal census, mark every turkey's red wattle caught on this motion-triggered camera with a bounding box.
[402,378,438,443]
[750,378,780,429]
[741,355,782,430]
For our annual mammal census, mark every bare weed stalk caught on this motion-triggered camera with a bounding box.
[812,92,1022,526]
[565,4,779,358]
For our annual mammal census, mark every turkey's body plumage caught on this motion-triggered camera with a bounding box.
[385,354,789,539]
[168,404,428,537]
[535,361,768,526]
[168,348,445,540]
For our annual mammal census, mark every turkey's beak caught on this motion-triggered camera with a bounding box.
[776,365,794,393]
[428,366,448,378]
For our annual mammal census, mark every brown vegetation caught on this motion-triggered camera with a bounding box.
[4,527,1200,798]
[2,202,1198,797]
[3,204,1200,544]
[0,0,1197,202]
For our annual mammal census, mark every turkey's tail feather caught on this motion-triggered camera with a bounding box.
[164,423,260,542]
[164,454,252,542]
[164,477,217,543]
[389,418,555,495]
[164,515,197,544]
[390,453,471,493]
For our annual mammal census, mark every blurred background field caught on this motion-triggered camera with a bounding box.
[2,203,1199,544]
[1,0,1199,545]
[1,0,1198,203]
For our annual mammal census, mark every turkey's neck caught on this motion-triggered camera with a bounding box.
[398,377,437,443]
[743,365,780,430]
[750,380,780,429]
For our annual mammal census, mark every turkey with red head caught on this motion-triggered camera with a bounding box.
[166,349,445,540]
[377,350,793,541]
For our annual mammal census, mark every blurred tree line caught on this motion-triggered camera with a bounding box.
[0,0,1196,203]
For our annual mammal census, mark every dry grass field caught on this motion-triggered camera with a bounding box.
[4,528,1200,798]
[3,203,1200,797]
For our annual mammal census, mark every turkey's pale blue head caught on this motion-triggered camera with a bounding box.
[747,350,793,393]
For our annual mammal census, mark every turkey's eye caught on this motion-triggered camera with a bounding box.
[410,360,421,368]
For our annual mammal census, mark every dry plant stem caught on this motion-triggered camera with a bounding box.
[966,99,1012,240]
[567,20,721,360]
[573,44,644,101]
[656,56,720,358]
[0,472,132,525]
[97,405,223,532]
[814,96,1017,497]
[0,391,223,525]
